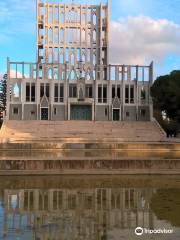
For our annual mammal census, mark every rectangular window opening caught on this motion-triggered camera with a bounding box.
[13,108,19,115]
[26,83,30,102]
[130,86,134,103]
[31,83,36,102]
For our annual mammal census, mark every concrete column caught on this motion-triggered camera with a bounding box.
[121,65,125,121]
[34,190,39,211]
[48,190,54,211]
[149,62,154,121]
[68,102,70,120]
[6,58,10,120]
[50,76,54,120]
[36,80,40,120]
[21,81,25,120]
[136,66,139,121]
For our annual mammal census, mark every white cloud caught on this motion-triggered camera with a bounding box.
[0,3,12,22]
[10,70,23,78]
[110,16,180,65]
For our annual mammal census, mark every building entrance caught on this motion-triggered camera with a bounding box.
[71,105,92,120]
[41,108,49,120]
[113,109,120,121]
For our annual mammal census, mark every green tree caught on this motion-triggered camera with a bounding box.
[151,70,180,135]
[151,71,180,121]
[0,74,7,120]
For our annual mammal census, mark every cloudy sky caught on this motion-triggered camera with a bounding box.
[0,0,180,79]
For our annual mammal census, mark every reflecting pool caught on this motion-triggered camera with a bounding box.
[0,175,180,240]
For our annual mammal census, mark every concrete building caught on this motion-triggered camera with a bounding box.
[6,0,153,121]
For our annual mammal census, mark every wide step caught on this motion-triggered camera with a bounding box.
[0,120,165,143]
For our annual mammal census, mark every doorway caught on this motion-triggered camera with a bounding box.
[113,109,120,121]
[70,105,92,120]
[41,108,49,120]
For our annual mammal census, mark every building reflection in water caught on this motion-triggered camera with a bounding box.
[0,186,156,240]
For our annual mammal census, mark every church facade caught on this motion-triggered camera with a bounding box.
[6,0,153,121]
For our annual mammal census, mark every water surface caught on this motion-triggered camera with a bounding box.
[0,175,180,240]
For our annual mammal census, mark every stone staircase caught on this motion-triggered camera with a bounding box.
[0,120,165,143]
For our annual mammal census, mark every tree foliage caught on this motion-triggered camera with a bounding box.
[0,74,7,120]
[151,70,180,123]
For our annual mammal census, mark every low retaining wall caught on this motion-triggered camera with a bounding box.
[0,142,179,175]
[0,159,180,175]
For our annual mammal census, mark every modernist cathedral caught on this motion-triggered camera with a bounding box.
[6,0,153,121]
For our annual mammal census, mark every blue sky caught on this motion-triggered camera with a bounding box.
[1,0,180,79]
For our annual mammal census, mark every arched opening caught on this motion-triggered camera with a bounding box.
[86,70,91,81]
[48,69,53,79]
[48,27,53,44]
[71,8,76,22]
[141,88,146,100]
[93,70,96,80]
[87,33,91,46]
[54,73,58,80]
[77,48,80,62]
[71,53,75,66]
[60,12,64,23]
[93,13,96,25]
[82,28,86,42]
[70,69,76,80]
[87,49,91,63]
[54,66,58,80]
[61,70,65,80]
[88,8,91,23]
[54,48,58,62]
[54,27,59,44]
[66,48,69,62]
[13,83,20,98]
[60,28,64,43]
[93,29,96,42]
[82,53,86,63]
[77,8,80,22]
[60,54,64,64]
[48,49,53,63]
[93,53,96,65]
[82,13,86,24]
[81,70,85,78]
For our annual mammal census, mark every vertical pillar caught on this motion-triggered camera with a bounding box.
[50,68,54,121]
[6,58,10,120]
[149,62,154,121]
[21,80,25,120]
[120,188,125,228]
[34,190,39,211]
[136,66,139,121]
[106,0,110,66]
[48,190,54,211]
[36,0,40,63]
[36,63,40,120]
[121,65,125,121]
[65,62,69,120]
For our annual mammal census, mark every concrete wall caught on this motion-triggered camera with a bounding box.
[9,103,151,122]
[9,104,22,120]
[138,106,150,121]
[95,105,109,121]
[24,104,37,120]
[124,106,136,121]
[52,105,65,121]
